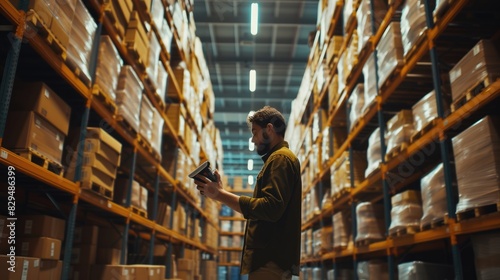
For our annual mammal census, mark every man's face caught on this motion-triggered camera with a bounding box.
[251,123,271,156]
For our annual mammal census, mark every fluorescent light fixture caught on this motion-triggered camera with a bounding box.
[247,159,254,170]
[248,175,254,185]
[249,69,256,92]
[251,3,259,35]
[248,137,255,151]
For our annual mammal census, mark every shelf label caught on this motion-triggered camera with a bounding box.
[0,150,8,159]
[107,201,112,208]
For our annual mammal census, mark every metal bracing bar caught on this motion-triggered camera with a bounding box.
[61,201,78,280]
[44,193,65,219]
[89,24,102,82]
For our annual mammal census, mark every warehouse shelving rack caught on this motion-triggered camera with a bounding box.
[297,0,500,279]
[0,0,219,279]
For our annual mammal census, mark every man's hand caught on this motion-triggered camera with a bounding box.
[195,169,223,200]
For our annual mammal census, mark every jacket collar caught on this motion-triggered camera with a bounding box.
[261,140,289,162]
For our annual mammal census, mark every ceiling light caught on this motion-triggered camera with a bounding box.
[247,159,254,171]
[248,137,254,151]
[251,3,258,35]
[248,175,254,185]
[249,69,256,92]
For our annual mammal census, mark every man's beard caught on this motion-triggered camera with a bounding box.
[256,132,271,156]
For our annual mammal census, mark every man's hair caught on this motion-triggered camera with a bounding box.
[247,106,287,137]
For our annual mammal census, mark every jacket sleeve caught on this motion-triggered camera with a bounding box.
[239,154,296,222]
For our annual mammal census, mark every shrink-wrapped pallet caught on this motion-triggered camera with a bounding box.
[412,90,440,133]
[471,231,500,280]
[365,127,384,177]
[348,84,365,131]
[333,210,351,249]
[357,260,389,280]
[452,115,500,213]
[389,190,423,235]
[449,40,500,101]
[343,0,360,32]
[115,66,143,133]
[151,109,164,159]
[312,267,321,280]
[398,261,453,280]
[330,151,367,198]
[400,0,427,57]
[420,163,448,228]
[95,36,123,101]
[385,110,414,157]
[355,202,385,243]
[363,53,378,113]
[140,96,155,143]
[376,22,404,88]
[356,0,388,53]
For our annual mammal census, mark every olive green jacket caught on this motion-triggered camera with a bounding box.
[239,141,302,276]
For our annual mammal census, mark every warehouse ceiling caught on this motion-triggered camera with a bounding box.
[193,0,318,185]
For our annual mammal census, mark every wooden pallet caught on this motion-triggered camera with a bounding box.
[138,134,161,162]
[404,29,428,63]
[25,10,67,61]
[410,118,439,144]
[131,206,148,218]
[65,57,92,88]
[13,148,64,176]
[115,114,138,137]
[379,66,402,94]
[126,44,147,71]
[450,76,496,112]
[456,202,500,222]
[421,218,447,231]
[385,142,409,162]
[81,181,114,200]
[389,225,420,237]
[355,238,381,247]
[332,188,351,202]
[103,6,125,39]
[92,85,118,115]
[333,245,348,251]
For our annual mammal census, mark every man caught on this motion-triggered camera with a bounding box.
[194,106,302,279]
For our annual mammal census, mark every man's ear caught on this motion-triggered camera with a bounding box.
[266,123,274,134]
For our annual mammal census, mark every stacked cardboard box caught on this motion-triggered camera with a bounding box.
[452,115,500,213]
[365,127,384,177]
[146,30,161,87]
[385,110,414,158]
[412,90,441,134]
[0,255,40,280]
[388,190,423,235]
[105,0,133,38]
[363,53,378,112]
[95,35,123,101]
[50,0,77,49]
[355,202,385,243]
[126,11,150,69]
[333,210,352,249]
[420,163,448,228]
[70,225,99,280]
[471,231,500,280]
[139,96,155,145]
[151,109,164,159]
[168,65,191,101]
[376,22,404,88]
[165,103,186,139]
[65,127,122,196]
[200,260,217,280]
[348,84,365,131]
[330,151,367,198]
[401,0,427,57]
[156,61,169,103]
[114,177,148,214]
[5,82,71,166]
[357,0,388,53]
[116,65,143,133]
[357,260,389,280]
[398,262,453,280]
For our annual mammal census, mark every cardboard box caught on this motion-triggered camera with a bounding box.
[3,111,65,165]
[0,255,40,280]
[74,151,119,179]
[177,258,194,271]
[39,260,62,280]
[50,11,71,48]
[10,82,71,135]
[19,237,62,260]
[113,177,141,206]
[77,165,115,191]
[91,265,133,280]
[9,0,53,26]
[85,128,122,166]
[96,248,121,264]
[130,265,150,279]
[149,265,166,280]
[165,103,185,137]
[74,225,99,245]
[71,244,97,264]
[18,215,66,240]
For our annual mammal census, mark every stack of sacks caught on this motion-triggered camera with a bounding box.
[385,110,414,157]
[398,261,453,280]
[348,84,365,131]
[388,190,423,235]
[365,127,384,177]
[420,163,448,229]
[400,0,427,57]
[333,210,352,249]
[95,35,123,101]
[357,0,388,53]
[357,260,389,280]
[115,65,143,133]
[355,202,385,243]
[376,22,404,87]
[452,115,500,214]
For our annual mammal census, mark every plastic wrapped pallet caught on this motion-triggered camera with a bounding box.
[449,39,500,101]
[412,90,442,133]
[312,229,322,257]
[140,96,155,143]
[327,269,334,280]
[420,163,448,228]
[151,109,164,159]
[116,66,143,133]
[385,110,414,157]
[333,210,352,249]
[348,84,365,131]
[356,0,388,53]
[330,151,367,198]
[452,115,500,213]
[312,267,321,280]
[471,231,500,280]
[357,260,389,280]
[95,35,123,101]
[363,52,377,113]
[376,22,404,88]
[343,0,360,33]
[365,127,384,177]
[398,261,453,280]
[355,202,385,243]
[400,0,427,57]
[146,30,161,87]
[389,190,423,235]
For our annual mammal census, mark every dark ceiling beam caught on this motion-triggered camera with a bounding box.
[204,56,308,64]
[213,92,297,100]
[195,15,316,27]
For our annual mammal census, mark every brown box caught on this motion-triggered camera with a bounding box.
[85,127,122,165]
[77,165,115,191]
[50,11,70,48]
[149,265,166,280]
[19,237,62,260]
[177,270,194,280]
[165,103,185,137]
[74,151,119,179]
[3,111,65,165]
[74,225,99,245]
[96,248,121,264]
[0,255,40,280]
[71,244,97,264]
[90,265,133,280]
[10,82,71,135]
[177,258,194,270]
[130,265,150,279]
[126,11,148,46]
[18,215,66,240]
[9,0,53,26]
[39,260,62,280]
